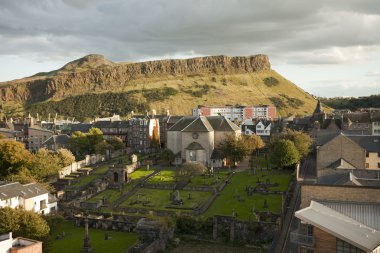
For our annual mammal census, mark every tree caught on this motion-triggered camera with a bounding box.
[87,127,104,153]
[108,137,124,151]
[30,148,61,180]
[244,134,265,154]
[178,162,207,177]
[0,207,50,240]
[282,129,312,159]
[269,139,300,168]
[160,149,175,165]
[0,139,33,177]
[218,134,264,166]
[55,148,75,167]
[69,131,88,159]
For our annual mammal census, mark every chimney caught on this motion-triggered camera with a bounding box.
[166,109,170,116]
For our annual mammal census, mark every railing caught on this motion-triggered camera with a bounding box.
[290,231,314,246]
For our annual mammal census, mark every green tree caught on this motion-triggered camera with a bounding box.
[0,139,33,177]
[0,207,50,240]
[269,139,300,168]
[108,137,124,151]
[219,134,264,166]
[69,131,88,159]
[87,127,104,153]
[282,129,312,159]
[160,149,175,166]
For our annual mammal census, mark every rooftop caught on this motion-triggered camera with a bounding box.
[295,200,380,251]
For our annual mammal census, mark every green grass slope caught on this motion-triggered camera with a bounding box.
[25,70,318,120]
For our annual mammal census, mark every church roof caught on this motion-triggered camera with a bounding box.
[182,116,213,132]
[207,116,241,131]
[168,116,197,131]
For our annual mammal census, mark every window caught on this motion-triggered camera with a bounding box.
[336,239,365,253]
[365,163,369,168]
[378,163,380,168]
[40,200,47,209]
[189,151,197,161]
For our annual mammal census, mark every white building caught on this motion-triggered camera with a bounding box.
[192,105,276,122]
[0,182,57,214]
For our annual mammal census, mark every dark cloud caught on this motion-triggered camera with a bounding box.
[0,0,379,97]
[0,0,379,63]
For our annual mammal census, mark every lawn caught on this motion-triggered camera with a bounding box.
[148,169,177,184]
[202,170,292,221]
[47,221,138,253]
[86,168,154,204]
[188,170,230,186]
[120,188,211,211]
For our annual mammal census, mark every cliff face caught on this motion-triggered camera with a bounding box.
[0,54,271,103]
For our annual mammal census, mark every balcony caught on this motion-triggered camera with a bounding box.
[290,230,314,247]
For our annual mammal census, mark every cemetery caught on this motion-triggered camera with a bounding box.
[55,152,293,252]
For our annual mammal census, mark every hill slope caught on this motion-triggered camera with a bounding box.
[0,54,319,120]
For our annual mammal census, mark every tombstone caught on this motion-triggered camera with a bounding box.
[169,192,173,201]
[188,193,192,200]
[263,199,268,209]
[131,154,138,163]
[174,190,181,202]
[104,232,109,240]
[210,166,214,176]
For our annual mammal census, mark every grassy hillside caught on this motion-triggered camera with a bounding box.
[24,70,318,120]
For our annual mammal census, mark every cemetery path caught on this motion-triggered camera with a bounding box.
[235,156,250,172]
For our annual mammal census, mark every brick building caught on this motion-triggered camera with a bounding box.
[192,105,276,122]
[0,232,42,253]
[291,184,380,253]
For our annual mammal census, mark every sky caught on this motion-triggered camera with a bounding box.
[0,0,379,97]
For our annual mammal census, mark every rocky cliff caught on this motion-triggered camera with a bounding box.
[0,54,271,103]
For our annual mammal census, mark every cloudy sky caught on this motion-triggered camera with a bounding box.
[0,0,379,97]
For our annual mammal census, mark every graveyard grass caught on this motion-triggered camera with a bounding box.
[120,188,212,211]
[202,169,292,221]
[47,220,138,253]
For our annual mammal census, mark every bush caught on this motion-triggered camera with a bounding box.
[263,77,279,87]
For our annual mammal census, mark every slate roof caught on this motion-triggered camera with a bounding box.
[42,134,70,147]
[315,130,341,146]
[327,158,357,170]
[168,116,197,131]
[207,116,240,131]
[0,182,49,200]
[185,142,204,150]
[182,116,213,132]
[296,201,380,251]
[242,125,256,133]
[70,123,93,133]
[344,112,371,123]
[348,136,380,152]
